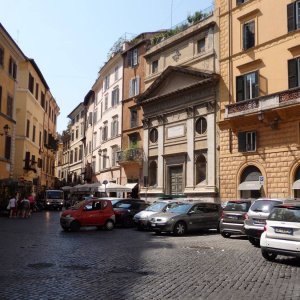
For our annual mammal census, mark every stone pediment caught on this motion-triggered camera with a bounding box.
[138,66,217,104]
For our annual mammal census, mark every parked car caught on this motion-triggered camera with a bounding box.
[244,198,295,246]
[220,199,253,238]
[260,202,300,261]
[112,199,149,227]
[133,200,182,229]
[60,199,115,232]
[150,202,221,236]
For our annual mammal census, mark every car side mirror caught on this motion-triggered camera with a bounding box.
[188,210,195,215]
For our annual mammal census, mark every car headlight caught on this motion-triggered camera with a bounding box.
[65,214,72,218]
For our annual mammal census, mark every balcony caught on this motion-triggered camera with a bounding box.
[225,87,300,119]
[116,148,143,166]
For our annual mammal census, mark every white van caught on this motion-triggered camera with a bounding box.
[45,190,64,210]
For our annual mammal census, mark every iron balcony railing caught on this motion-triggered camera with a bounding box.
[116,148,143,164]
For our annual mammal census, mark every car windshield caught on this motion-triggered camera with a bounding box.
[145,202,166,212]
[269,207,300,222]
[251,200,282,213]
[168,203,193,214]
[46,191,63,199]
[224,201,251,212]
[114,202,131,209]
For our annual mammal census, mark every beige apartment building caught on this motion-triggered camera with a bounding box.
[217,0,300,200]
[138,5,220,201]
[0,24,26,182]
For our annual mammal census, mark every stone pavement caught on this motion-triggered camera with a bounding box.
[0,211,299,300]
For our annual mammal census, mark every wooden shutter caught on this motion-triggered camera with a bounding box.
[127,51,132,67]
[238,132,246,152]
[5,136,11,159]
[25,151,30,168]
[287,2,296,32]
[288,58,299,89]
[236,76,245,102]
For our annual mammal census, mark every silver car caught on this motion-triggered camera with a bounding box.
[150,202,221,236]
[133,200,181,229]
[244,198,295,246]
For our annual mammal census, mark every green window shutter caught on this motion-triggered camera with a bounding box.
[238,132,246,152]
[287,2,296,32]
[288,58,299,89]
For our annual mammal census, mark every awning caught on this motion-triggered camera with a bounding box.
[125,183,138,190]
[292,179,300,189]
[105,182,131,193]
[238,181,261,191]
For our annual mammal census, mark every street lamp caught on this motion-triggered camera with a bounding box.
[103,179,108,196]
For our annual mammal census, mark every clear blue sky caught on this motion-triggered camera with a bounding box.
[1,0,213,133]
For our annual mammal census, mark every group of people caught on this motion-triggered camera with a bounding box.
[7,192,36,218]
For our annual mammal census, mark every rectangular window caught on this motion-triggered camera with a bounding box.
[74,148,78,162]
[76,127,79,139]
[130,108,138,128]
[9,57,17,80]
[93,132,97,149]
[39,131,42,147]
[41,92,45,108]
[103,122,108,141]
[89,111,93,125]
[111,146,117,167]
[0,47,4,67]
[104,75,110,91]
[70,150,73,164]
[243,20,255,50]
[32,125,36,142]
[7,95,13,118]
[28,73,34,94]
[238,131,256,152]
[89,141,92,154]
[35,83,39,100]
[287,1,300,32]
[105,95,108,110]
[71,130,74,141]
[111,116,119,138]
[152,60,158,73]
[197,38,206,53]
[26,119,30,138]
[236,71,259,102]
[111,88,119,106]
[128,48,138,67]
[114,66,119,81]
[44,129,47,145]
[93,110,97,124]
[5,136,11,160]
[288,57,300,89]
[79,145,83,160]
[129,77,140,97]
[102,150,107,169]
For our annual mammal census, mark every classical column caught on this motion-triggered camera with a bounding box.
[207,110,215,187]
[157,116,164,190]
[185,107,194,191]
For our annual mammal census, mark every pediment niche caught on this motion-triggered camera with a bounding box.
[140,66,214,102]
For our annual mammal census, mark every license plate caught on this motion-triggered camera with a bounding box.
[253,219,265,224]
[227,216,238,220]
[151,224,156,227]
[274,227,293,235]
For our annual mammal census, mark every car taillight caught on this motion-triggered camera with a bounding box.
[220,212,224,219]
[264,225,267,231]
[244,213,249,220]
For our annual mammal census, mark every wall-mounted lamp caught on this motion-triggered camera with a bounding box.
[0,124,10,136]
[257,112,264,121]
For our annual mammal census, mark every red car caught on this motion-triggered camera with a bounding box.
[60,199,115,232]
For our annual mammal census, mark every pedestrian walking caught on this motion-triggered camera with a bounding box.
[7,193,17,218]
[20,196,31,218]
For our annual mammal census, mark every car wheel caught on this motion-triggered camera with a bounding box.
[261,249,277,261]
[221,232,231,238]
[104,220,114,231]
[248,236,260,246]
[173,221,186,236]
[61,226,69,232]
[70,221,80,232]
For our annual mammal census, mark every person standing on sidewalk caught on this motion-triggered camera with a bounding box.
[8,193,17,218]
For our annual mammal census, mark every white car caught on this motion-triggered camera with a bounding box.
[260,203,300,261]
[133,200,181,229]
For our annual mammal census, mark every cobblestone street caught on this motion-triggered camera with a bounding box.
[0,211,300,300]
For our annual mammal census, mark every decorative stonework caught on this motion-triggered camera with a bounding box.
[186,106,194,118]
[172,49,181,62]
[157,115,165,125]
[142,118,150,129]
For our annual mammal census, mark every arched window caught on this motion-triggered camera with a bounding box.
[195,117,207,135]
[195,154,207,184]
[149,161,157,186]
